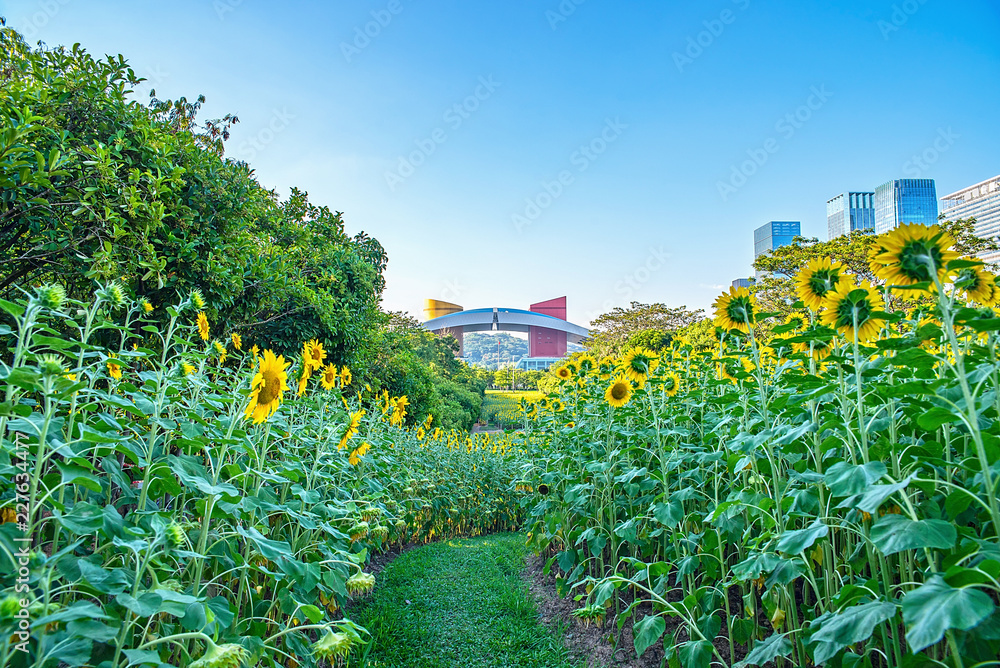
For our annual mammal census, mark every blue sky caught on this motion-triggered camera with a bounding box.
[3,0,999,327]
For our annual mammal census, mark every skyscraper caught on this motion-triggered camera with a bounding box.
[874,179,938,233]
[753,221,801,278]
[827,192,875,239]
[940,175,1000,265]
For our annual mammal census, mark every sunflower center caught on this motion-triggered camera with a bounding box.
[258,370,281,405]
[898,241,944,282]
[610,383,629,400]
[836,295,872,328]
[808,270,838,296]
[726,297,754,325]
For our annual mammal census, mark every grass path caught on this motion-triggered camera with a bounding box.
[350,533,582,668]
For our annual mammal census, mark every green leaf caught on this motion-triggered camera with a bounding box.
[677,640,713,667]
[56,461,103,493]
[652,500,684,527]
[870,515,957,556]
[902,576,995,652]
[633,614,666,657]
[824,461,886,497]
[776,519,828,555]
[808,601,897,664]
[917,406,959,431]
[735,633,792,667]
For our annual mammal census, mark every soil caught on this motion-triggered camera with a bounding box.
[525,553,751,667]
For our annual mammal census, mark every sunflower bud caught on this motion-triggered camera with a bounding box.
[190,641,249,668]
[35,284,66,310]
[345,572,375,597]
[166,522,185,547]
[39,354,65,377]
[190,289,206,310]
[311,631,353,665]
[0,596,20,618]
[99,281,127,308]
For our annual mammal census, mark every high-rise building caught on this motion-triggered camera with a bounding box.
[827,192,875,239]
[874,179,938,233]
[753,221,800,278]
[940,175,1000,265]
[731,277,754,289]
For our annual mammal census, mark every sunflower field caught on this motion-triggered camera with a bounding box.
[519,224,1000,666]
[0,286,527,667]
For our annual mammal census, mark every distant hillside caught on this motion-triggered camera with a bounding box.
[463,333,528,369]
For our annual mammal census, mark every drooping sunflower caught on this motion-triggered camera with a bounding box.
[340,366,352,387]
[794,258,845,311]
[576,353,598,375]
[713,286,756,334]
[321,363,339,390]
[231,333,242,351]
[107,354,122,380]
[619,347,659,384]
[604,376,632,408]
[304,339,327,371]
[297,363,312,397]
[391,396,409,426]
[348,442,371,466]
[791,326,837,361]
[340,409,365,449]
[819,278,886,343]
[663,372,681,397]
[872,223,959,294]
[244,349,291,424]
[954,263,999,306]
[182,362,197,376]
[196,312,210,341]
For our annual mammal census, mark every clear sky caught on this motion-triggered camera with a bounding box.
[3,0,999,326]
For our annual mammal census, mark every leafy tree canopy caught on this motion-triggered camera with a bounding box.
[586,302,704,357]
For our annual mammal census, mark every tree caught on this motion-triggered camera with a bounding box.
[751,220,999,316]
[586,302,703,357]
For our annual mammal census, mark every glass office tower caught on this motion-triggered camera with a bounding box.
[753,221,801,278]
[874,179,938,233]
[827,192,875,239]
[940,175,1000,265]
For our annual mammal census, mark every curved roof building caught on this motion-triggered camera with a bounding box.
[421,296,589,359]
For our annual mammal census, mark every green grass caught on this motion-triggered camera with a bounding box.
[350,534,582,668]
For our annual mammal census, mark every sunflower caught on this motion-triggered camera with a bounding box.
[107,354,122,380]
[713,286,756,334]
[819,278,886,343]
[619,347,659,384]
[142,300,154,314]
[297,364,311,397]
[348,442,371,466]
[231,333,242,350]
[551,399,565,412]
[244,349,290,424]
[251,344,260,357]
[872,224,960,294]
[794,258,845,311]
[196,312,210,341]
[523,403,539,419]
[714,356,742,383]
[576,354,598,375]
[304,339,327,371]
[340,366,352,387]
[321,363,339,390]
[391,396,409,426]
[663,372,681,397]
[605,376,632,408]
[340,409,365,449]
[182,362,197,376]
[954,263,999,306]
[554,365,573,381]
[792,326,836,361]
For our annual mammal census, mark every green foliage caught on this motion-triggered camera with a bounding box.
[0,287,528,667]
[0,29,386,365]
[626,328,673,352]
[585,302,703,358]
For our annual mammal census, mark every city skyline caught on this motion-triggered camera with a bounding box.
[4,1,998,324]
